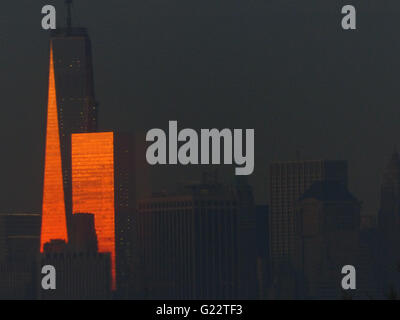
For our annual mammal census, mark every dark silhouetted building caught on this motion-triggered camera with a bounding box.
[293,181,361,299]
[137,174,257,299]
[69,213,98,253]
[378,150,400,234]
[39,241,111,300]
[377,150,400,297]
[39,214,111,300]
[52,26,98,234]
[0,213,41,299]
[0,213,41,262]
[269,160,348,271]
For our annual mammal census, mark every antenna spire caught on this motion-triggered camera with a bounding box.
[66,0,73,29]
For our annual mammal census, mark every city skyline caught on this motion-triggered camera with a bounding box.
[2,0,400,300]
[3,1,400,215]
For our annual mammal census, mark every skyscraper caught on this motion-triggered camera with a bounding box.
[269,160,348,270]
[41,2,98,250]
[293,181,361,299]
[0,213,41,262]
[71,132,136,291]
[51,21,98,236]
[41,45,68,249]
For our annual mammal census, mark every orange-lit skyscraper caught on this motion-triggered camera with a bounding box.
[41,10,98,250]
[41,45,68,250]
[71,132,136,291]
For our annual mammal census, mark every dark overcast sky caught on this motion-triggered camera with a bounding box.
[0,0,400,214]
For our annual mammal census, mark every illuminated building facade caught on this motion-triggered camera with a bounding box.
[41,17,97,249]
[71,132,136,291]
[41,45,68,249]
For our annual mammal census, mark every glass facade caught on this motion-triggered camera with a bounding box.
[71,132,115,289]
[41,45,68,251]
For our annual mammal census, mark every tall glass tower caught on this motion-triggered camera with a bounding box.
[41,1,98,250]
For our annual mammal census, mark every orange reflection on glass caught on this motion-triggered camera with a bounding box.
[41,45,68,251]
[71,132,116,290]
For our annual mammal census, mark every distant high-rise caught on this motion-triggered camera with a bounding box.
[0,213,41,299]
[293,181,361,299]
[0,213,41,263]
[71,132,136,291]
[269,160,348,269]
[41,2,98,250]
[51,22,98,236]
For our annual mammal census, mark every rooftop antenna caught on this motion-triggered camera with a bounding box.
[66,0,73,29]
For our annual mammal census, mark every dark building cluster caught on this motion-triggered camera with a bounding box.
[136,174,257,299]
[1,2,400,300]
[265,153,400,299]
[39,214,111,300]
